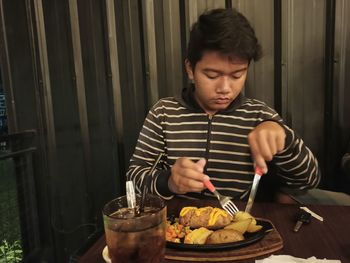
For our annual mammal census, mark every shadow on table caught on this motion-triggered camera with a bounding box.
[70,229,104,263]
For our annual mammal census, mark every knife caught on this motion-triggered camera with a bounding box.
[245,167,264,213]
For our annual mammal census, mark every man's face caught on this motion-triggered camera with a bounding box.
[185,51,249,115]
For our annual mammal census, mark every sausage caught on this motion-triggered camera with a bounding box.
[179,206,233,230]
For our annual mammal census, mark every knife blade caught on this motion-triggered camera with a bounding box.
[245,167,264,213]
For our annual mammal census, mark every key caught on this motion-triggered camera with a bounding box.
[293,211,311,232]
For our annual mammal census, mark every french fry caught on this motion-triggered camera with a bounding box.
[233,211,253,221]
[233,211,262,233]
[224,218,252,234]
[246,224,263,233]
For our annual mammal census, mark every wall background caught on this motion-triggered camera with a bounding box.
[0,0,349,261]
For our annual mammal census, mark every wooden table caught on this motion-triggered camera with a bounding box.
[78,198,350,262]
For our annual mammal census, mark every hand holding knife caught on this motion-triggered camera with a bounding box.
[245,121,285,213]
[245,166,264,213]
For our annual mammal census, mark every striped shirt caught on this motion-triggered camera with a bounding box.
[127,88,320,200]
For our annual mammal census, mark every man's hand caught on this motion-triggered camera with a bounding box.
[248,121,286,173]
[168,158,209,194]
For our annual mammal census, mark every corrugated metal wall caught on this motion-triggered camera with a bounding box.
[281,0,326,165]
[333,0,350,188]
[0,0,349,261]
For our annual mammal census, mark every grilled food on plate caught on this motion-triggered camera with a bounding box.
[206,229,244,244]
[167,206,263,245]
[184,227,213,244]
[179,206,233,230]
[224,218,252,234]
[166,220,192,243]
[231,211,263,233]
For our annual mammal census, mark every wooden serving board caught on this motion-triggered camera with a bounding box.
[164,219,283,262]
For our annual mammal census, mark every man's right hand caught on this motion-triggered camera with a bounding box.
[168,157,209,194]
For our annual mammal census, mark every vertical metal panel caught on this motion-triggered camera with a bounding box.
[161,1,183,97]
[274,0,282,114]
[142,0,159,106]
[232,0,275,107]
[105,0,124,152]
[153,0,167,99]
[68,0,93,211]
[186,0,198,35]
[39,0,95,260]
[33,0,58,175]
[205,0,226,9]
[281,0,325,158]
[77,0,120,205]
[24,0,55,255]
[334,0,350,148]
[114,0,147,164]
[324,0,336,188]
[201,0,225,10]
[332,0,350,190]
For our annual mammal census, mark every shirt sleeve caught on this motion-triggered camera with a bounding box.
[126,100,174,200]
[260,107,321,190]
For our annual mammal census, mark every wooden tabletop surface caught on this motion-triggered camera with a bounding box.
[78,198,350,263]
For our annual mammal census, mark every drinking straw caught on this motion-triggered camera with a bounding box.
[126,181,136,209]
[139,152,164,213]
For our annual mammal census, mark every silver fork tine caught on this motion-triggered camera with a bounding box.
[227,201,239,213]
[226,202,238,214]
[223,198,239,214]
[222,196,239,211]
[224,202,238,215]
[224,206,235,216]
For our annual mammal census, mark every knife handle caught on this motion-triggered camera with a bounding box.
[203,179,215,192]
[255,167,264,176]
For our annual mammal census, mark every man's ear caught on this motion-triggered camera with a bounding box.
[185,59,194,81]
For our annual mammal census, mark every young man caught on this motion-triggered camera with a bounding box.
[127,8,320,201]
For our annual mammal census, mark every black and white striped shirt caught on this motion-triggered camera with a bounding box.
[127,88,320,200]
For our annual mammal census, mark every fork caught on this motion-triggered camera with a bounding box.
[203,179,239,216]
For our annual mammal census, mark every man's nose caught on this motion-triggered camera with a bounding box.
[216,76,231,94]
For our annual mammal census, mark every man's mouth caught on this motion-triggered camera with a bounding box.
[213,98,231,104]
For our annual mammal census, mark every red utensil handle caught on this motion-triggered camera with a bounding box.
[255,166,264,176]
[203,179,215,192]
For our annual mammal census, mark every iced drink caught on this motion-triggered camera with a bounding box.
[103,195,166,263]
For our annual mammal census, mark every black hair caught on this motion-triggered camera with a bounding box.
[186,8,262,69]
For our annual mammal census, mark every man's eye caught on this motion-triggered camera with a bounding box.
[205,73,219,79]
[232,73,244,79]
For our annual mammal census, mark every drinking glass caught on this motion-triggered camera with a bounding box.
[102,194,166,263]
